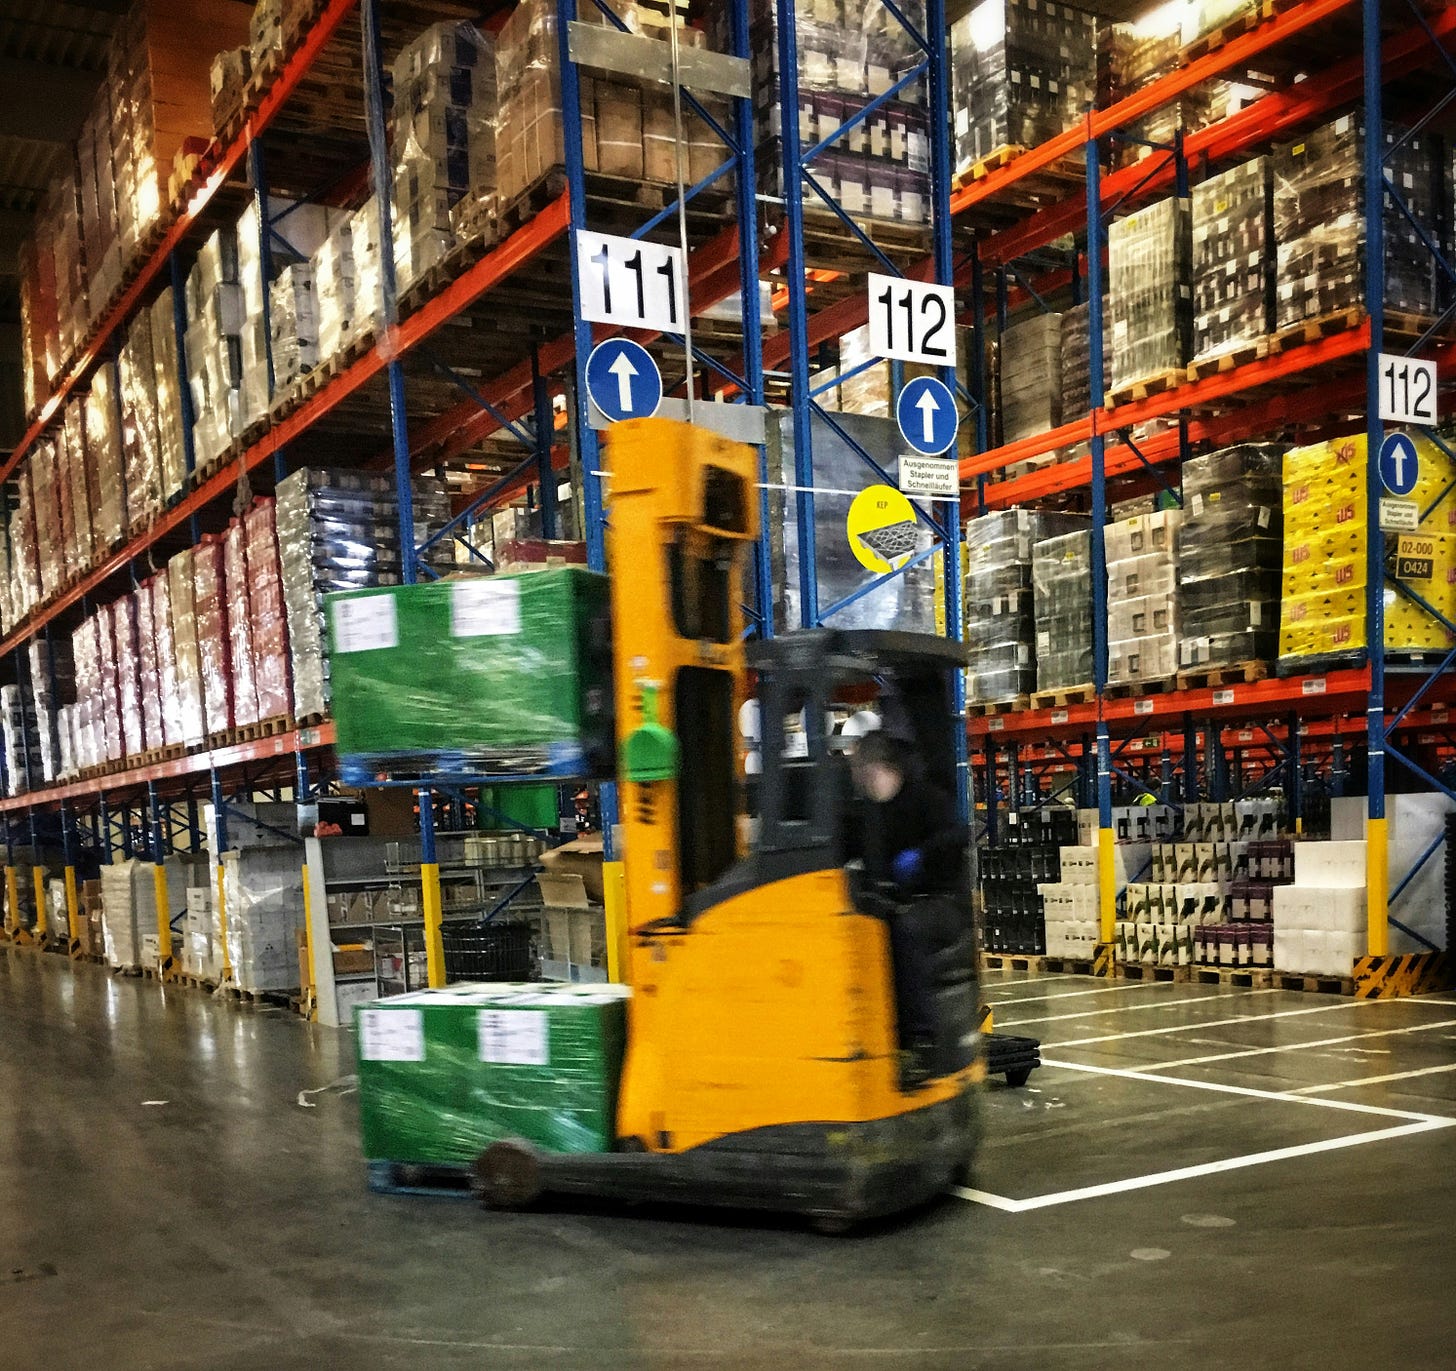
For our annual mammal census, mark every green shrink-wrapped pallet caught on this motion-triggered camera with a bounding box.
[355,983,631,1164]
[326,567,614,778]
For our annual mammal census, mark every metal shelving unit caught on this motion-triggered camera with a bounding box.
[954,0,1456,993]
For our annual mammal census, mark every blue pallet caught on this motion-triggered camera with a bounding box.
[366,1159,475,1198]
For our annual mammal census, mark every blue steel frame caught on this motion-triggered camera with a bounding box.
[772,0,969,817]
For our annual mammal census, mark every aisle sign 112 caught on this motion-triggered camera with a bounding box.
[867,273,958,367]
[575,229,686,334]
[1377,352,1437,425]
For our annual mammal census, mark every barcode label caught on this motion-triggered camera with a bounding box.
[478,1010,549,1066]
[1302,678,1327,696]
[1213,689,1235,705]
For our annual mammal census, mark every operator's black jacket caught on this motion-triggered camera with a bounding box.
[844,761,969,896]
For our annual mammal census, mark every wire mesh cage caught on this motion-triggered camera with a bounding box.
[441,921,535,984]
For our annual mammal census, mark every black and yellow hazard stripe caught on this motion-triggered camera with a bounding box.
[1353,952,1454,999]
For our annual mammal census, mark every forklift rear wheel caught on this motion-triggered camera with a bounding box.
[473,1140,543,1210]
[1005,1067,1033,1089]
[809,1214,858,1237]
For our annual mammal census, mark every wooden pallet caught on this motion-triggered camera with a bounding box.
[1175,660,1270,691]
[1182,0,1274,63]
[1269,306,1366,354]
[1030,684,1096,710]
[1384,310,1456,344]
[1104,678,1177,701]
[966,696,1031,718]
[112,965,144,979]
[979,952,1046,975]
[1105,367,1185,409]
[1272,970,1355,996]
[1185,337,1269,383]
[179,973,219,993]
[1116,961,1191,984]
[1190,964,1274,990]
[214,983,295,1008]
[953,144,1085,199]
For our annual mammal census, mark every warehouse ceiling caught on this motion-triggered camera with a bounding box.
[0,0,125,313]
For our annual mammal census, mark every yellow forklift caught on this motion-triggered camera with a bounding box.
[472,418,986,1228]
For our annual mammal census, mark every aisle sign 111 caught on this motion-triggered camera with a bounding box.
[866,273,958,367]
[1377,352,1437,425]
[575,229,686,334]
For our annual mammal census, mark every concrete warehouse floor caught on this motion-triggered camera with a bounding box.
[2,948,1454,1370]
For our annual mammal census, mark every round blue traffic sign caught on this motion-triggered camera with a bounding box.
[585,339,662,423]
[1379,432,1420,497]
[895,376,959,456]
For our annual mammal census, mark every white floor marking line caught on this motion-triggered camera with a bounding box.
[984,981,1167,1007]
[1136,1018,1456,1071]
[1045,998,1382,1048]
[951,1120,1451,1213]
[1293,1063,1456,1095]
[1037,1056,1455,1123]
[1000,988,1281,1028]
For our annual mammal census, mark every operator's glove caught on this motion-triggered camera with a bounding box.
[891,848,924,886]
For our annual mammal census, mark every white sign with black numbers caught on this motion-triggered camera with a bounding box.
[333,596,398,654]
[451,578,522,638]
[358,1008,425,1061]
[575,229,685,334]
[1378,353,1438,425]
[478,1010,549,1066]
[867,273,958,366]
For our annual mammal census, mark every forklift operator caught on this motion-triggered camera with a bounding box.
[846,730,969,1074]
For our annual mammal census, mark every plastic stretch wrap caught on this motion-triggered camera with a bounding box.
[31,440,63,602]
[328,568,614,777]
[1059,300,1109,436]
[1032,529,1093,691]
[118,313,162,530]
[86,366,126,551]
[1,683,37,796]
[193,537,234,736]
[69,618,95,772]
[96,601,123,764]
[185,226,242,466]
[244,499,292,722]
[494,0,568,207]
[168,549,207,746]
[149,570,183,747]
[134,580,163,751]
[965,510,1087,704]
[772,409,937,633]
[9,467,40,622]
[355,984,630,1164]
[998,312,1061,445]
[0,522,11,637]
[100,860,148,970]
[222,847,305,993]
[63,400,95,573]
[392,22,496,289]
[28,637,74,785]
[1280,433,1456,669]
[1274,112,1446,326]
[114,593,145,759]
[951,0,1095,175]
[1109,195,1192,391]
[149,288,188,503]
[314,216,358,364]
[1191,156,1274,366]
[225,521,259,728]
[754,0,928,226]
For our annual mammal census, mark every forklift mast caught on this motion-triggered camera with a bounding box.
[602,418,760,979]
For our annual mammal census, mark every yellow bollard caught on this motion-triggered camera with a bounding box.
[2,865,18,939]
[299,862,316,1019]
[153,862,175,976]
[1097,826,1117,946]
[64,867,80,953]
[32,865,48,942]
[422,861,445,989]
[603,860,628,984]
[1366,816,1389,958]
[215,862,234,985]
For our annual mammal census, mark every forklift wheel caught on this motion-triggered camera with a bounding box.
[1004,1067,1033,1089]
[472,1140,543,1210]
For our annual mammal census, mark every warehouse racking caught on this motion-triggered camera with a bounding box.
[0,0,1452,1006]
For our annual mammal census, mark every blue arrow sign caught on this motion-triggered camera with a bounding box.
[895,376,959,456]
[1379,432,1420,497]
[585,339,662,423]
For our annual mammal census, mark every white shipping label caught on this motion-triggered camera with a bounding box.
[333,596,398,653]
[478,1009,550,1066]
[359,1008,425,1061]
[451,578,523,638]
